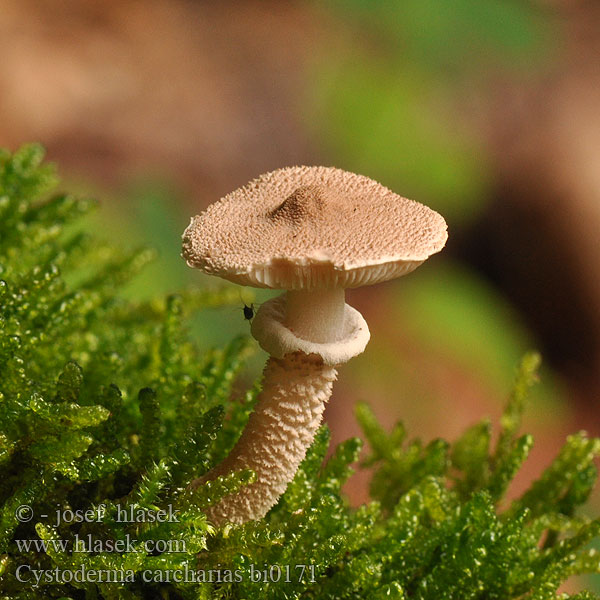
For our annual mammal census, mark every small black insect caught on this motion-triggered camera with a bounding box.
[242,303,255,321]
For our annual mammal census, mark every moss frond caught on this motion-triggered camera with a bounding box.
[0,145,599,598]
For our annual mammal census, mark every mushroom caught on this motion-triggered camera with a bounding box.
[182,166,447,525]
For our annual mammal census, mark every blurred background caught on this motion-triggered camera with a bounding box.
[1,0,599,590]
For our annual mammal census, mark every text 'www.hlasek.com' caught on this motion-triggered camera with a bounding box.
[13,504,317,586]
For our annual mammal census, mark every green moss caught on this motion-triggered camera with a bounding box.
[1,144,599,598]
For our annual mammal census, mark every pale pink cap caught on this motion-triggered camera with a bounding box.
[182,166,447,290]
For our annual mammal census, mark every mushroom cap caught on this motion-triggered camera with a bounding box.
[182,166,447,289]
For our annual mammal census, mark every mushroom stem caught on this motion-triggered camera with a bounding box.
[198,352,336,525]
[285,288,346,343]
[194,294,370,526]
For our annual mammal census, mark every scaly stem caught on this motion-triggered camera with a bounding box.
[198,352,336,525]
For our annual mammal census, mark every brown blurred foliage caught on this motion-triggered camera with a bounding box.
[468,1,600,411]
[0,0,315,200]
